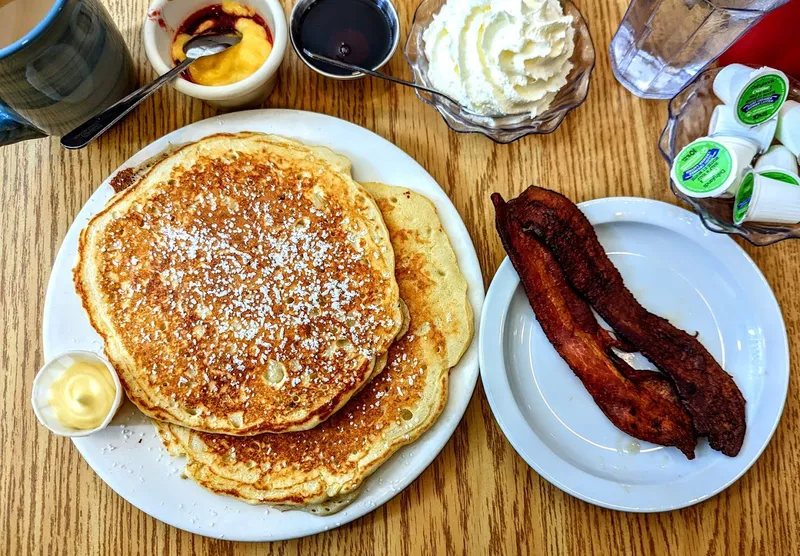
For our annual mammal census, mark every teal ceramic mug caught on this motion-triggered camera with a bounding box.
[0,0,136,146]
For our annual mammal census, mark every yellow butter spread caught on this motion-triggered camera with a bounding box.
[48,361,116,430]
[172,2,273,87]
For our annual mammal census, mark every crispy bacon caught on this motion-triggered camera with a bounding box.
[506,186,746,457]
[493,194,697,458]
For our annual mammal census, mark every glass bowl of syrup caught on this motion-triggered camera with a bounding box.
[290,0,399,79]
[404,0,595,143]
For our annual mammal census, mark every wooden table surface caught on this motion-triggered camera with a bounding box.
[2,0,799,554]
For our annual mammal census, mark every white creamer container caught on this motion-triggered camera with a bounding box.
[775,100,800,158]
[708,104,777,153]
[733,171,800,225]
[754,145,800,185]
[713,64,790,127]
[671,136,757,198]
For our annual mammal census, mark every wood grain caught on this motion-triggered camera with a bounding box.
[2,0,799,554]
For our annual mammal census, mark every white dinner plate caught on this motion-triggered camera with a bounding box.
[479,197,789,512]
[43,110,484,540]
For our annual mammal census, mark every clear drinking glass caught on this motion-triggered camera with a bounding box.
[609,0,790,100]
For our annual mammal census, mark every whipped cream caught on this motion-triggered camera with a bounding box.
[422,0,575,117]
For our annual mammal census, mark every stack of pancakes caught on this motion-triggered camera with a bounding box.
[74,132,473,514]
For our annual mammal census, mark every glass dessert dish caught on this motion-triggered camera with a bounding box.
[659,67,800,246]
[404,0,595,144]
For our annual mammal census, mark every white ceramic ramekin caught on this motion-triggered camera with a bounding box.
[143,0,288,109]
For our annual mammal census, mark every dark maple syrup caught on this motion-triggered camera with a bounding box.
[296,0,395,76]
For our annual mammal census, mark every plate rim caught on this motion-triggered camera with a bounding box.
[479,196,789,512]
[42,109,485,540]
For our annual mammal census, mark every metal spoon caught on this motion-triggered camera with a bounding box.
[302,50,482,116]
[61,31,242,150]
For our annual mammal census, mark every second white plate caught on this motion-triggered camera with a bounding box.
[479,197,789,512]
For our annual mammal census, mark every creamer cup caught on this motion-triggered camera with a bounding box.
[708,104,777,153]
[733,171,800,225]
[713,64,790,127]
[755,144,798,173]
[671,136,757,198]
[775,100,800,158]
[754,145,800,185]
[757,169,800,186]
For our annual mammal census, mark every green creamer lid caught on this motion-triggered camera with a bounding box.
[760,170,800,186]
[734,171,756,224]
[672,139,734,196]
[736,71,789,126]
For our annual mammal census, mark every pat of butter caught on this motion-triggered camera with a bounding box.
[48,361,116,430]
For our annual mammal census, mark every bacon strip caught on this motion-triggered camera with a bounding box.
[493,194,697,458]
[505,186,746,457]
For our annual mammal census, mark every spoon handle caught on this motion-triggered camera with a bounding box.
[302,50,469,111]
[61,57,195,150]
[360,67,458,104]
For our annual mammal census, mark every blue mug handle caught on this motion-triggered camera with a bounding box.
[0,102,47,146]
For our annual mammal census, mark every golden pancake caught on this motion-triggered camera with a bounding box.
[154,182,473,513]
[75,133,403,435]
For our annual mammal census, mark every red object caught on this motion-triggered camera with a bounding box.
[719,0,800,79]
